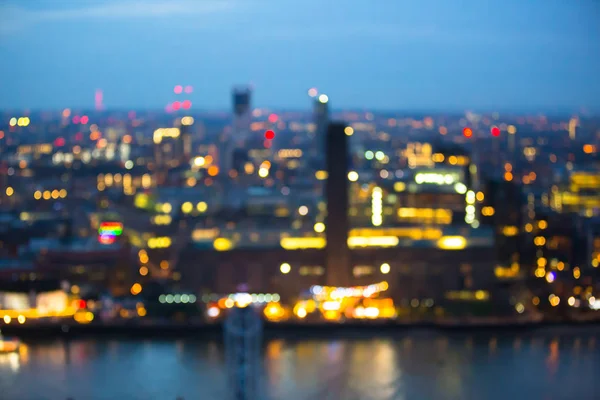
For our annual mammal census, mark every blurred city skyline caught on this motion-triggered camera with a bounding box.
[0,0,599,112]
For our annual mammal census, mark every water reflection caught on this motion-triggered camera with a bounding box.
[0,329,598,400]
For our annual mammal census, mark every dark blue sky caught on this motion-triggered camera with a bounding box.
[1,0,599,112]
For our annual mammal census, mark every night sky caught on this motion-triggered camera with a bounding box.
[1,0,599,112]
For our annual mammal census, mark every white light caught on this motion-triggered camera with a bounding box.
[454,183,467,194]
[124,160,134,169]
[318,94,329,103]
[380,263,390,274]
[466,190,476,204]
[207,306,220,318]
[194,156,205,167]
[298,205,308,216]
[323,301,341,311]
[348,171,359,182]
[364,307,379,319]
[280,263,291,274]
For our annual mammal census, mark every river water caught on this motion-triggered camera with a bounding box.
[1,327,598,400]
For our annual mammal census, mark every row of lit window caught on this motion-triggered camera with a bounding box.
[33,189,67,200]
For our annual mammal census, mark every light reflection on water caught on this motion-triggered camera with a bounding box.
[0,328,599,400]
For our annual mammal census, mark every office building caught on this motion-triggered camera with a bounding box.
[325,122,351,287]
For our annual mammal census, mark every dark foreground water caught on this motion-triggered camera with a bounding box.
[1,327,599,400]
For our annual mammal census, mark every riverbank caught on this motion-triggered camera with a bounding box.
[3,318,600,339]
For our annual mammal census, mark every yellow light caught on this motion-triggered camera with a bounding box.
[51,189,59,199]
[568,296,576,306]
[9,117,17,127]
[280,263,291,274]
[344,126,354,136]
[537,257,547,267]
[549,295,560,307]
[160,260,169,270]
[181,116,194,126]
[59,189,67,198]
[545,272,555,283]
[534,236,546,246]
[525,223,533,232]
[280,237,326,250]
[43,190,51,200]
[186,177,197,187]
[538,220,547,229]
[162,203,172,213]
[348,171,359,182]
[130,283,142,295]
[197,201,208,212]
[532,296,540,305]
[17,315,26,324]
[137,307,147,317]
[296,307,307,318]
[139,266,148,276]
[573,267,581,279]
[315,170,328,180]
[394,182,406,192]
[507,125,517,134]
[5,187,14,196]
[502,226,519,237]
[318,94,328,103]
[476,192,484,202]
[34,190,41,200]
[264,303,285,321]
[213,237,233,251]
[314,222,325,233]
[347,236,399,248]
[224,298,234,308]
[3,315,11,324]
[437,236,467,250]
[380,263,390,274]
[85,311,94,322]
[181,202,193,213]
[504,171,513,181]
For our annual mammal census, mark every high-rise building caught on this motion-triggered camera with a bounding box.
[325,122,350,287]
[222,86,252,172]
[313,94,329,168]
[569,117,578,140]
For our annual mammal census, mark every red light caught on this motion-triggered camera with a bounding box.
[268,113,278,123]
[491,126,501,137]
[264,140,272,148]
[184,85,193,94]
[264,130,275,140]
[77,300,87,309]
[172,101,181,110]
[463,127,473,138]
[54,137,65,146]
[182,100,191,109]
[75,132,83,141]
[72,116,81,124]
[80,116,89,125]
[174,85,183,94]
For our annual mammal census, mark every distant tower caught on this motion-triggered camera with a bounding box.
[569,117,578,140]
[314,94,330,168]
[233,86,252,135]
[325,122,351,287]
[223,86,252,172]
[95,89,104,111]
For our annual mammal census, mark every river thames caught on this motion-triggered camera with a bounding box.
[1,326,598,400]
